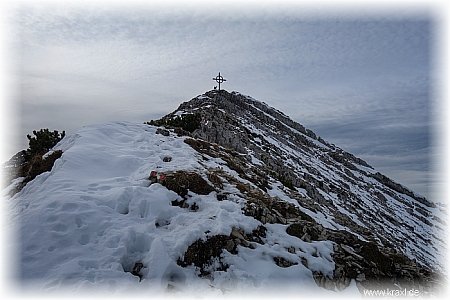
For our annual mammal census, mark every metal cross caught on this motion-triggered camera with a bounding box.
[212,72,226,91]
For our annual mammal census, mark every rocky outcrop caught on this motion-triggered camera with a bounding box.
[177,226,267,277]
[369,172,434,208]
[161,171,215,199]
[147,90,444,293]
[285,220,439,291]
[4,150,63,195]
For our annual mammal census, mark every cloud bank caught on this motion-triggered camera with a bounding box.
[5,2,438,199]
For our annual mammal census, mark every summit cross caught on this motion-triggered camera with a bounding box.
[212,72,226,91]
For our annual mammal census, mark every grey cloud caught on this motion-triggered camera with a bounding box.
[8,4,435,199]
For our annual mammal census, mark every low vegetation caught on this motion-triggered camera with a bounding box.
[4,129,65,194]
[147,113,201,133]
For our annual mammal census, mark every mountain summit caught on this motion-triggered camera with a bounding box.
[5,90,445,295]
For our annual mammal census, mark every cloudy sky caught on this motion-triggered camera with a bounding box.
[2,1,446,200]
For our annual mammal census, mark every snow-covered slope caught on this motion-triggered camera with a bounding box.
[167,90,445,269]
[4,90,445,295]
[7,122,339,294]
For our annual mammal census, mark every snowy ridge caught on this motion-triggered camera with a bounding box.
[8,122,339,294]
[168,91,445,273]
[5,90,445,295]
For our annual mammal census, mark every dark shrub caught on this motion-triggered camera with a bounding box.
[3,128,65,193]
[27,129,65,156]
[147,114,201,133]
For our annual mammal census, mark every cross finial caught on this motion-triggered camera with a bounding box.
[212,72,226,91]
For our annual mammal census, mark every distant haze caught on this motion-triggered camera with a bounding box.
[3,1,443,200]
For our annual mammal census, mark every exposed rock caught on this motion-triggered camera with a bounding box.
[145,91,443,292]
[26,151,63,182]
[8,90,444,295]
[273,256,297,268]
[245,225,267,244]
[2,150,29,181]
[356,273,366,282]
[131,262,145,281]
[231,228,246,240]
[177,235,232,276]
[189,202,199,211]
[286,222,323,241]
[282,215,440,292]
[8,150,63,195]
[170,199,190,209]
[224,240,235,252]
[163,156,172,162]
[207,172,223,189]
[216,193,228,201]
[156,128,170,136]
[370,172,434,208]
[163,171,215,198]
[313,272,336,291]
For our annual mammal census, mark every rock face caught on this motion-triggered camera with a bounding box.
[152,90,445,292]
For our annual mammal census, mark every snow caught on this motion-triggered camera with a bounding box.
[3,88,443,297]
[266,182,340,231]
[354,163,375,174]
[174,110,186,116]
[249,153,263,166]
[212,223,335,294]
[2,176,24,196]
[236,92,328,150]
[238,100,443,270]
[6,121,356,295]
